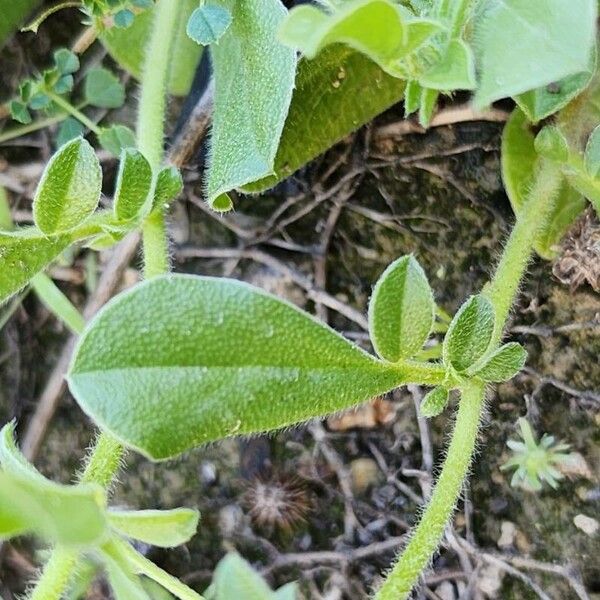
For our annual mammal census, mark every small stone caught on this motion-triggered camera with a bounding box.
[558,452,593,480]
[574,514,599,536]
[478,563,504,597]
[349,458,381,495]
[497,520,516,549]
[199,460,217,485]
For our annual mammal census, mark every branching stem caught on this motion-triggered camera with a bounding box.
[376,159,563,599]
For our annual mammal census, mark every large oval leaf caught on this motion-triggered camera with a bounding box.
[67,275,430,460]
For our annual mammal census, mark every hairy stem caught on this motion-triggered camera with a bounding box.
[375,382,485,600]
[28,1,179,597]
[137,0,182,277]
[484,160,562,344]
[376,159,563,599]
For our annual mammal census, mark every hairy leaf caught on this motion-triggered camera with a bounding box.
[84,68,126,109]
[443,295,494,373]
[474,0,597,107]
[0,426,106,545]
[368,255,435,361]
[279,0,441,78]
[501,108,586,258]
[584,125,600,178]
[152,166,183,211]
[208,553,275,600]
[242,47,405,193]
[33,137,102,234]
[102,546,151,600]
[113,150,153,221]
[186,4,232,45]
[534,127,569,162]
[108,508,199,547]
[68,275,422,460]
[206,0,296,205]
[420,386,449,418]
[419,38,475,90]
[472,342,527,382]
[100,0,202,96]
[0,228,72,304]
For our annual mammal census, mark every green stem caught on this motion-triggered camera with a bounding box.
[46,93,101,136]
[0,113,68,144]
[376,160,563,599]
[28,548,79,600]
[137,0,181,277]
[375,382,485,600]
[484,160,563,344]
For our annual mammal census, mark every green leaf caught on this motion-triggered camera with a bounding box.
[474,0,597,107]
[0,0,42,48]
[9,100,31,124]
[443,295,494,373]
[68,275,409,460]
[100,0,202,96]
[515,67,595,123]
[501,108,586,258]
[404,79,422,116]
[206,0,296,205]
[274,584,297,600]
[420,386,449,418]
[534,126,569,162]
[418,87,438,127]
[102,545,151,600]
[113,149,153,221]
[56,117,85,148]
[98,124,137,157]
[242,47,405,193]
[419,38,476,90]
[0,426,106,545]
[584,125,600,178]
[368,255,435,361]
[210,553,275,600]
[84,67,126,109]
[279,0,442,78]
[186,4,232,45]
[54,48,79,74]
[29,92,51,110]
[108,508,199,547]
[114,8,135,28]
[0,227,73,305]
[33,137,102,234]
[472,342,527,382]
[152,166,183,211]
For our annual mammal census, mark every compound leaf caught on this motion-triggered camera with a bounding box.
[33,137,102,234]
[474,0,597,107]
[206,0,296,205]
[368,255,435,361]
[242,47,405,193]
[68,275,411,460]
[113,149,153,221]
[186,4,232,45]
[472,342,527,382]
[108,508,199,547]
[0,227,73,304]
[443,295,494,373]
[84,68,125,109]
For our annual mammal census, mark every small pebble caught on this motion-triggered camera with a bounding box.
[573,514,599,536]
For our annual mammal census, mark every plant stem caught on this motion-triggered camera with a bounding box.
[484,160,562,344]
[137,0,182,278]
[0,113,68,144]
[375,382,485,600]
[28,548,78,600]
[376,160,563,599]
[46,93,101,136]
